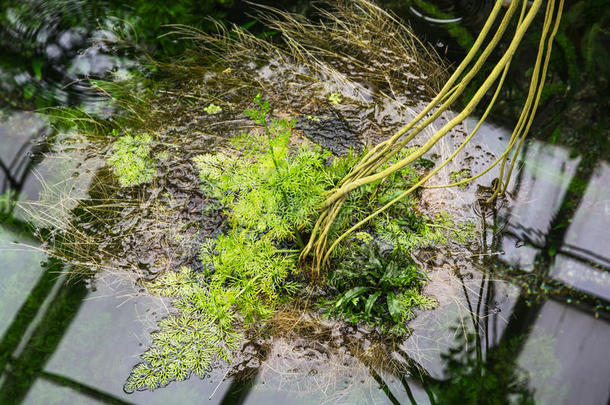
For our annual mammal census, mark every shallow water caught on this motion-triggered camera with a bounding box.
[1,1,609,404]
[2,110,608,404]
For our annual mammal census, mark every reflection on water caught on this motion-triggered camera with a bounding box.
[0,0,609,398]
[0,0,141,109]
[1,113,608,404]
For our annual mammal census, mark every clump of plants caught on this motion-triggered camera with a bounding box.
[126,266,242,390]
[325,237,436,334]
[125,95,474,391]
[107,132,156,187]
[125,95,343,391]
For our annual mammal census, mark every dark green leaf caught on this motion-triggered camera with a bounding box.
[387,292,402,323]
[335,286,369,308]
[365,291,382,315]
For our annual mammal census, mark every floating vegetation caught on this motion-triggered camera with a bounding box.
[328,92,343,105]
[107,132,156,187]
[122,92,472,390]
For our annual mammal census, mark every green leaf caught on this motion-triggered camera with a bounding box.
[365,291,382,315]
[387,292,402,323]
[23,83,35,100]
[335,286,369,308]
[32,59,44,81]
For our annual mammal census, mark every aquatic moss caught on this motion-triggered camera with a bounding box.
[107,133,155,187]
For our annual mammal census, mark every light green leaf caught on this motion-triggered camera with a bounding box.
[335,286,369,308]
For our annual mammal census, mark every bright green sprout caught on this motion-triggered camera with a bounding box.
[328,92,342,105]
[204,103,222,114]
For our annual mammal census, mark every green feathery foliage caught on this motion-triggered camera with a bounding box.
[125,266,242,391]
[127,96,343,391]
[127,95,471,390]
[107,133,155,187]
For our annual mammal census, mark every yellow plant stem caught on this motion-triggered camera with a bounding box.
[338,0,516,188]
[498,0,564,196]
[322,0,536,209]
[301,0,569,275]
[321,50,515,268]
[426,0,562,193]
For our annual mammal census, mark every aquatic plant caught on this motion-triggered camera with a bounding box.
[127,97,340,390]
[125,267,242,391]
[203,103,222,114]
[196,98,333,242]
[107,132,155,187]
[127,92,470,389]
[325,240,435,334]
[24,1,497,392]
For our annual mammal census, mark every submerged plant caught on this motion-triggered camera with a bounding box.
[107,133,155,187]
[125,267,242,391]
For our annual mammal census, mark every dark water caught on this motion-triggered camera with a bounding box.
[1,1,608,404]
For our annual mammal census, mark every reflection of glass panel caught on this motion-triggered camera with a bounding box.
[0,112,44,163]
[504,141,579,246]
[517,300,610,405]
[43,275,169,403]
[24,378,106,405]
[551,254,610,301]
[563,162,610,263]
[0,232,44,337]
[500,234,538,271]
[0,111,49,201]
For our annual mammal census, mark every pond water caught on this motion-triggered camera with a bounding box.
[1,1,608,404]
